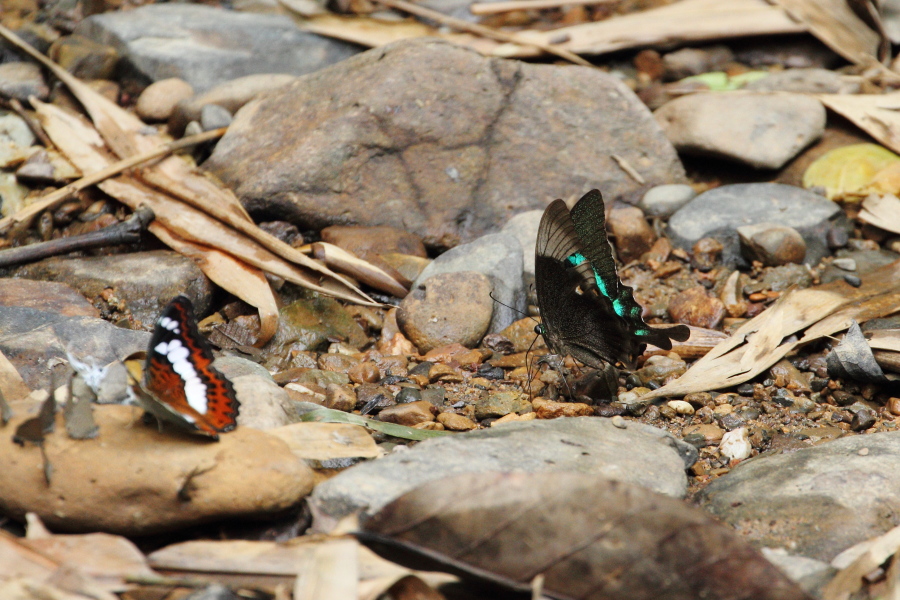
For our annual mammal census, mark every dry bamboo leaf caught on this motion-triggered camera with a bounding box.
[311,242,409,298]
[498,0,805,58]
[860,193,900,234]
[823,525,900,600]
[148,224,279,344]
[643,258,900,400]
[0,530,58,579]
[267,422,383,461]
[32,101,376,344]
[868,328,900,352]
[294,538,358,600]
[768,0,881,64]
[819,93,900,155]
[0,24,375,310]
[358,471,813,600]
[150,539,332,576]
[22,531,156,592]
[295,12,442,48]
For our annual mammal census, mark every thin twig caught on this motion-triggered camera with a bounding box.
[371,0,593,67]
[610,153,645,185]
[0,205,154,269]
[470,0,617,15]
[0,128,225,235]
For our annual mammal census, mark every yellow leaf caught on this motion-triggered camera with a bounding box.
[802,143,900,201]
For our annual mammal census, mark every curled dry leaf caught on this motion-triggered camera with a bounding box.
[0,24,381,346]
[358,471,813,600]
[642,259,900,400]
[860,193,900,235]
[311,242,410,298]
[826,320,891,383]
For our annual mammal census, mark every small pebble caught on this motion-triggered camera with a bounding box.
[843,274,862,287]
[200,104,233,131]
[610,415,627,429]
[858,447,870,456]
[832,258,857,271]
[638,184,696,219]
[667,400,695,415]
[719,427,752,460]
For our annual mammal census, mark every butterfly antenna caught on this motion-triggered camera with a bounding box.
[487,291,534,321]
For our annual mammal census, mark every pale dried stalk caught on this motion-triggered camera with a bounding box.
[0,128,225,235]
[372,0,594,66]
[470,0,616,15]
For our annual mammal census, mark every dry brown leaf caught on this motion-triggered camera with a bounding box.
[311,242,409,298]
[769,0,881,64]
[294,538,358,600]
[358,471,813,600]
[860,193,900,234]
[0,24,379,326]
[819,93,900,155]
[29,101,381,343]
[868,328,900,352]
[497,0,805,58]
[21,532,156,592]
[643,259,900,400]
[267,422,384,461]
[295,12,442,48]
[823,525,900,600]
[147,224,279,343]
[0,530,58,580]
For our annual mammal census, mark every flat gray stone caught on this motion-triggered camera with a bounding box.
[309,416,697,530]
[14,250,213,327]
[75,4,361,92]
[667,183,846,267]
[205,38,686,248]
[697,431,900,562]
[655,92,826,170]
[413,232,525,333]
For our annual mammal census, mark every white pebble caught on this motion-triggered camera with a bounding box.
[667,400,695,415]
[610,415,627,429]
[719,427,752,460]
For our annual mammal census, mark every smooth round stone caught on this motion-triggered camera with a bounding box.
[737,223,807,266]
[0,62,49,102]
[200,104,233,131]
[639,184,697,219]
[667,400,695,415]
[0,405,313,535]
[136,77,194,122]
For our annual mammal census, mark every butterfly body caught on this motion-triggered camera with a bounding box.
[535,190,690,370]
[132,296,240,440]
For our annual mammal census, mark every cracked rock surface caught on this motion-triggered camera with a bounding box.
[205,38,685,249]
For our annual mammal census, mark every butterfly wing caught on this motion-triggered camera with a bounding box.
[536,199,640,368]
[143,296,240,439]
[569,190,690,353]
[535,191,691,368]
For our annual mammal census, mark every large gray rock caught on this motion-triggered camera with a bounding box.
[309,416,697,530]
[655,92,825,170]
[698,431,900,562]
[667,183,846,268]
[74,4,361,92]
[205,38,686,249]
[413,232,525,333]
[14,250,213,327]
[0,306,148,392]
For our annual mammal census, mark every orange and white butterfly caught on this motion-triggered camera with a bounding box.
[127,295,239,440]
